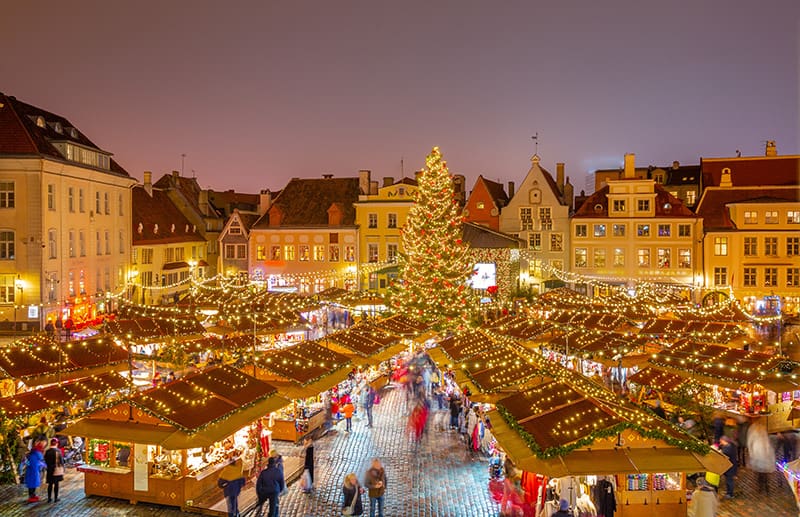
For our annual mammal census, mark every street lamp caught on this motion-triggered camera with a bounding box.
[14,277,23,336]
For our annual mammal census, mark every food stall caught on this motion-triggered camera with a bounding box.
[65,365,288,512]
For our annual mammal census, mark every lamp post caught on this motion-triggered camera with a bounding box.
[14,277,23,336]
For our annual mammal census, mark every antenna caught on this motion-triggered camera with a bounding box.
[181,153,187,175]
[192,169,196,179]
[531,133,539,155]
[400,156,404,178]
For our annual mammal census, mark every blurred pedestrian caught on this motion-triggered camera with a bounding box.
[44,438,64,503]
[747,421,775,493]
[24,440,46,503]
[342,472,364,515]
[302,436,314,492]
[217,457,245,517]
[687,477,717,517]
[364,458,386,517]
[255,456,285,517]
[363,385,376,428]
[719,436,738,499]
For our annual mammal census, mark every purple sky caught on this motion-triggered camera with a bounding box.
[2,1,798,194]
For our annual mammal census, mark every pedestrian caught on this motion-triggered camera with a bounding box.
[342,398,355,432]
[268,448,284,480]
[43,438,64,503]
[747,420,775,493]
[255,456,285,517]
[551,499,572,517]
[364,457,386,517]
[302,436,314,492]
[652,400,666,419]
[64,317,74,340]
[167,371,176,383]
[25,439,47,503]
[449,395,461,430]
[365,385,376,428]
[217,457,245,517]
[44,320,55,337]
[687,477,718,517]
[342,472,364,515]
[55,316,63,340]
[719,435,738,499]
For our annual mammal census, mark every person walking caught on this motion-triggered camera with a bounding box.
[719,435,738,499]
[687,477,718,517]
[255,456,285,517]
[364,457,387,517]
[217,457,246,517]
[364,385,376,428]
[342,472,364,515]
[747,420,775,494]
[342,398,355,432]
[302,436,314,493]
[24,440,47,503]
[43,438,64,503]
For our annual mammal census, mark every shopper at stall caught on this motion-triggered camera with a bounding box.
[218,457,246,517]
[302,436,315,493]
[43,438,64,503]
[255,456,285,517]
[551,499,572,517]
[687,477,718,517]
[342,472,364,516]
[364,457,386,517]
[24,439,47,503]
[719,435,738,499]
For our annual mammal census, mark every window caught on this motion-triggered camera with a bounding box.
[256,245,267,261]
[284,245,295,261]
[476,201,485,209]
[765,210,778,224]
[79,270,86,294]
[520,208,533,231]
[637,224,650,237]
[95,192,101,214]
[47,184,56,210]
[678,224,691,237]
[69,230,76,257]
[657,248,671,268]
[637,199,650,212]
[744,237,757,256]
[612,199,626,212]
[104,230,110,255]
[104,192,109,214]
[657,224,671,237]
[612,224,626,237]
[764,267,778,287]
[550,233,563,252]
[236,244,246,259]
[79,189,85,212]
[613,248,625,267]
[0,182,14,208]
[743,211,757,224]
[387,213,397,228]
[0,231,14,259]
[0,274,15,303]
[788,268,800,287]
[593,249,606,268]
[368,243,378,263]
[765,237,778,256]
[271,246,281,260]
[119,231,125,254]
[298,245,309,261]
[48,229,57,259]
[118,193,124,216]
[713,237,728,256]
[164,248,174,263]
[79,231,86,257]
[714,267,727,286]
[345,246,355,262]
[314,245,325,261]
[574,248,587,268]
[593,224,606,237]
[539,207,552,230]
[686,191,696,205]
[637,249,651,268]
[329,245,340,262]
[141,248,153,264]
[229,225,242,235]
[789,211,800,224]
[743,267,757,287]
[68,271,75,297]
[575,225,587,238]
[678,248,691,268]
[387,243,398,262]
[787,237,799,256]
[368,213,378,228]
[224,244,236,259]
[529,233,542,250]
[68,187,75,212]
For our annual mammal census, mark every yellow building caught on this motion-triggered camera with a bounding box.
[131,177,206,305]
[0,93,136,330]
[353,172,418,292]
[570,154,702,298]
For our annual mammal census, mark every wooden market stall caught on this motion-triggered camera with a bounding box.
[65,365,288,512]
[325,321,406,366]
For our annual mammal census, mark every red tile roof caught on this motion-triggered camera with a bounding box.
[132,185,206,245]
[477,176,509,207]
[701,156,800,187]
[695,186,800,231]
[253,176,360,228]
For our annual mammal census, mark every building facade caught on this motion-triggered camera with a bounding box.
[462,175,510,231]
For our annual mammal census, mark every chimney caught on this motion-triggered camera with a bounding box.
[720,167,733,188]
[369,181,378,195]
[143,171,153,196]
[199,189,209,215]
[556,163,565,193]
[563,177,574,211]
[358,169,371,195]
[507,181,515,199]
[765,140,777,156]
[383,176,394,188]
[259,189,272,215]
[623,153,636,179]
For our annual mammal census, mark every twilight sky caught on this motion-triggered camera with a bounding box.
[2,1,798,194]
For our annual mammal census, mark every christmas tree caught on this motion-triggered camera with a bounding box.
[390,147,473,327]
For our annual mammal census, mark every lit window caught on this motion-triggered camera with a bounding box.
[678,249,691,268]
[575,225,587,237]
[298,245,309,261]
[657,248,670,268]
[593,249,606,268]
[657,224,670,237]
[765,210,778,224]
[593,224,606,237]
[476,201,485,210]
[789,211,800,224]
[613,248,625,267]
[329,246,340,262]
[637,249,650,268]
[529,233,542,250]
[387,243,398,262]
[0,231,15,259]
[713,237,728,256]
[612,199,626,212]
[284,245,295,261]
[574,248,587,268]
[743,211,757,224]
[612,224,625,237]
[637,224,650,237]
[314,245,325,261]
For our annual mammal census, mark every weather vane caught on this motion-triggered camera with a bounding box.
[531,133,539,155]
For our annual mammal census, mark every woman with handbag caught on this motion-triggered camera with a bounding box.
[341,472,364,516]
[43,438,64,503]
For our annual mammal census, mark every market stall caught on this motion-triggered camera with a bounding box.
[65,365,288,512]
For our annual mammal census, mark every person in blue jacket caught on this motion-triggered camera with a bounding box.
[25,440,47,503]
[217,457,246,517]
[256,456,286,517]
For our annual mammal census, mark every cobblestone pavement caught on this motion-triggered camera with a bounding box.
[1,384,798,516]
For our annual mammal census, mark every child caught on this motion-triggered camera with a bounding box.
[342,399,355,432]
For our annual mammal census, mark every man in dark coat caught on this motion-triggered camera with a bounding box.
[302,436,314,492]
[255,457,285,517]
[720,435,739,499]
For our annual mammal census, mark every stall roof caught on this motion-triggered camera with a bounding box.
[639,318,745,343]
[105,317,206,340]
[482,316,553,340]
[378,314,432,337]
[437,329,499,364]
[326,322,402,357]
[627,367,687,394]
[256,341,352,386]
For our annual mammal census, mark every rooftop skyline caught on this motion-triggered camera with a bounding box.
[2,0,798,194]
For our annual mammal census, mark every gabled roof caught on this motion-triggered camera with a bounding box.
[695,186,800,231]
[0,93,130,177]
[701,156,800,187]
[132,185,205,245]
[154,173,203,211]
[476,176,509,207]
[462,222,522,248]
[573,183,696,218]
[209,189,260,218]
[252,176,360,229]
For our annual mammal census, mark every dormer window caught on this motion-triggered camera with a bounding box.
[54,122,63,134]
[230,224,242,235]
[36,116,45,128]
[69,128,78,138]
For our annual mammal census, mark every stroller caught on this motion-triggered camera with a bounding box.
[63,436,85,467]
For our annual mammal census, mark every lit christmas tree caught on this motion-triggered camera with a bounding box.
[390,147,473,327]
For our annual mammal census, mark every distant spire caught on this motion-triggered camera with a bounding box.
[401,156,404,178]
